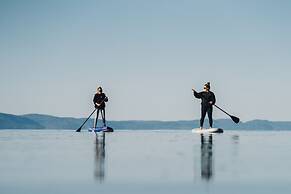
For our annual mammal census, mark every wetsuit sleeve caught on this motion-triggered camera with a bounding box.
[193,91,202,99]
[93,94,97,104]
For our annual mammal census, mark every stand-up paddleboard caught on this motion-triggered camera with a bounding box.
[192,128,223,134]
[88,126,114,133]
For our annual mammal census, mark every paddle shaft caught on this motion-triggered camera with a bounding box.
[76,108,96,132]
[214,104,232,117]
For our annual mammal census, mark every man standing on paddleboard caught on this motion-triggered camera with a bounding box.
[93,86,108,128]
[192,82,216,129]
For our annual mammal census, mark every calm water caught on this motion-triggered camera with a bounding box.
[0,130,291,194]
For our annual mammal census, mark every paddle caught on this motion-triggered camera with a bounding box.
[192,89,240,124]
[76,96,108,132]
[213,104,240,124]
[76,108,97,132]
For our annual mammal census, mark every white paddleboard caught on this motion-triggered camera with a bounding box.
[192,128,224,134]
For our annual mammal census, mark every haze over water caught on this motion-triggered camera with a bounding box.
[0,130,290,194]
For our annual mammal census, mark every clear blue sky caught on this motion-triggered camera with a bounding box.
[0,0,291,121]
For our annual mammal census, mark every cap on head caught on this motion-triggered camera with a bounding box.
[204,82,210,90]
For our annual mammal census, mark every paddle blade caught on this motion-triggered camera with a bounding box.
[76,127,82,132]
[231,115,240,124]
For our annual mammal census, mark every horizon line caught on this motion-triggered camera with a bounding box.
[1,112,291,123]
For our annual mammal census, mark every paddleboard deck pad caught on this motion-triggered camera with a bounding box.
[88,126,114,133]
[192,128,223,134]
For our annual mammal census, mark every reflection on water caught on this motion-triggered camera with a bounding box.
[232,134,239,144]
[94,132,106,182]
[200,134,213,181]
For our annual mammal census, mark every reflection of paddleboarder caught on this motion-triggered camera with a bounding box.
[95,134,105,182]
[93,86,108,128]
[192,82,216,129]
[200,134,213,181]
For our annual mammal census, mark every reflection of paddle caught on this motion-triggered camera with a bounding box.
[76,97,108,132]
[192,89,240,124]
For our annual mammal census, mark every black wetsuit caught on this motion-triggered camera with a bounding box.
[93,93,108,127]
[194,91,216,128]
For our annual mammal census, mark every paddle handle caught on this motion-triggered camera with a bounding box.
[94,96,108,107]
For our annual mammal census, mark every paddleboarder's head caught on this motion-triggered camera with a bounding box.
[97,86,103,93]
[204,82,210,91]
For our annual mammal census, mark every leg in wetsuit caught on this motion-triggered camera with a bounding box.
[100,109,106,127]
[200,105,213,128]
[94,109,107,128]
[94,109,100,128]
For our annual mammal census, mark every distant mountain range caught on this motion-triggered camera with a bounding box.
[0,112,291,130]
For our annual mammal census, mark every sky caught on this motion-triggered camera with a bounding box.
[0,0,291,121]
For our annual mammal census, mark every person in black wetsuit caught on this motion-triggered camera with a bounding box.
[93,86,108,128]
[192,82,216,129]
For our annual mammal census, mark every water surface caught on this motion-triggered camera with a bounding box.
[0,130,290,194]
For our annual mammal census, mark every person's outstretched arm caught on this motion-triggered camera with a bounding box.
[192,88,201,99]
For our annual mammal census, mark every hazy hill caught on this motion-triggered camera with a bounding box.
[0,113,44,129]
[0,112,291,130]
